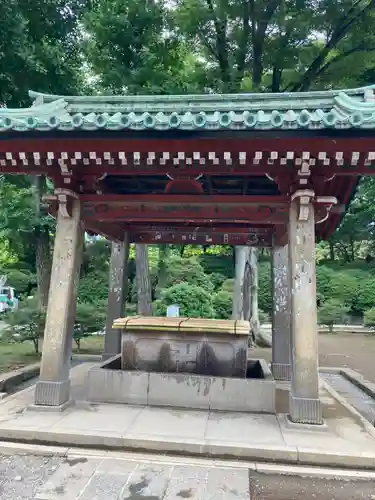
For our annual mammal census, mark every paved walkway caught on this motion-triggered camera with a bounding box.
[0,364,375,469]
[251,333,375,383]
[1,448,375,499]
[321,372,375,424]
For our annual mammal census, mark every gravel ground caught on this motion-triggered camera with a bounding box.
[251,333,375,383]
[0,454,62,499]
[249,471,375,500]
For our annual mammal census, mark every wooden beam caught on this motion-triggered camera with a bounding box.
[1,136,375,154]
[79,194,288,204]
[131,230,273,247]
[123,224,272,233]
[82,205,289,225]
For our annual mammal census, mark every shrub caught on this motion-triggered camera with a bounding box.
[78,271,109,305]
[162,256,214,292]
[154,283,214,318]
[221,278,234,292]
[74,301,106,351]
[364,307,375,330]
[199,253,233,277]
[213,290,232,319]
[209,272,227,290]
[3,298,45,353]
[2,269,36,295]
[84,239,110,273]
[318,299,349,332]
[350,278,375,315]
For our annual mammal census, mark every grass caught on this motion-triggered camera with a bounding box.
[0,335,104,373]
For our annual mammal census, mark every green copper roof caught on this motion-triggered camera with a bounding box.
[1,85,375,132]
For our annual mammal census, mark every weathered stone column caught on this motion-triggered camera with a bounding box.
[271,244,291,381]
[232,246,248,320]
[103,236,130,360]
[136,243,152,316]
[34,193,84,407]
[288,191,322,424]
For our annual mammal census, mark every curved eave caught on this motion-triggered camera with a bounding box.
[0,85,374,133]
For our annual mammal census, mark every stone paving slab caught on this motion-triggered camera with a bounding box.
[321,371,375,424]
[1,451,375,500]
[35,456,252,500]
[1,364,375,470]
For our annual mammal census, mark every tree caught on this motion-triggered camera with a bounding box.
[173,0,375,93]
[232,246,248,320]
[154,282,214,318]
[83,0,204,94]
[364,307,375,331]
[1,0,89,107]
[318,299,349,332]
[329,178,375,262]
[163,255,214,292]
[135,244,152,315]
[0,0,89,310]
[4,298,46,354]
[156,244,170,296]
[74,301,106,351]
[213,289,232,319]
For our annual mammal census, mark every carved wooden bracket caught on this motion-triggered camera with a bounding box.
[54,188,79,218]
[291,189,315,221]
[297,161,311,185]
[315,196,338,224]
[58,158,72,185]
[164,173,204,194]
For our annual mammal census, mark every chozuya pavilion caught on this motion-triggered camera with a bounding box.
[1,85,374,426]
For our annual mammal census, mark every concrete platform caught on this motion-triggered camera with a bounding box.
[1,363,375,470]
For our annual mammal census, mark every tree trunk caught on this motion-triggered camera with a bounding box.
[179,245,186,257]
[156,244,170,297]
[349,237,355,262]
[248,247,260,337]
[232,246,248,319]
[329,241,335,261]
[135,244,152,316]
[249,248,271,347]
[33,175,52,311]
[33,337,39,354]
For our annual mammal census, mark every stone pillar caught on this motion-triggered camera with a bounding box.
[34,195,84,407]
[232,246,248,320]
[271,244,291,381]
[288,192,322,424]
[103,236,130,360]
[135,244,152,316]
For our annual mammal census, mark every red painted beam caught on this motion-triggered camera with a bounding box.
[1,136,375,154]
[83,222,125,242]
[130,231,273,247]
[79,194,288,205]
[82,205,289,225]
[123,224,273,234]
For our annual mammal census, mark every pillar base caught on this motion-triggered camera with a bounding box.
[271,363,291,381]
[34,380,70,407]
[289,394,323,425]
